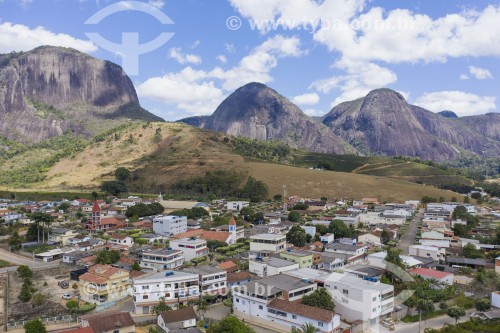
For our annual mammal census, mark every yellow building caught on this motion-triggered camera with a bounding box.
[78,264,130,303]
[280,250,313,268]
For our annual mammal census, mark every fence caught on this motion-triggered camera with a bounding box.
[6,315,78,330]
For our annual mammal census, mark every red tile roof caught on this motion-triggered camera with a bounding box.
[92,200,100,212]
[110,234,129,240]
[409,267,452,279]
[227,271,253,284]
[81,311,135,333]
[159,307,197,324]
[229,216,236,225]
[217,261,237,270]
[268,299,336,323]
[59,327,94,333]
[174,229,230,242]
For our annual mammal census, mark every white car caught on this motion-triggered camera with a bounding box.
[62,294,72,300]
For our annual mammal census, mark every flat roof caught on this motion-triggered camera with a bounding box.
[447,257,487,265]
[410,245,443,251]
[184,265,225,275]
[134,270,198,283]
[264,257,298,268]
[325,272,393,292]
[282,250,311,257]
[143,248,182,256]
[250,233,286,240]
[238,274,312,296]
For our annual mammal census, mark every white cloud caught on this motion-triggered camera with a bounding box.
[190,40,201,49]
[0,22,97,53]
[148,0,165,9]
[224,43,236,54]
[415,91,496,116]
[303,108,325,117]
[138,36,305,115]
[468,66,493,79]
[460,74,470,80]
[216,55,227,63]
[168,47,202,65]
[292,92,320,106]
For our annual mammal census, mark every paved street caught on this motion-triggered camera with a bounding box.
[379,310,473,333]
[398,208,423,254]
[0,248,60,272]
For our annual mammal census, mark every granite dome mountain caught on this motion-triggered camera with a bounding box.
[181,85,500,162]
[0,46,162,143]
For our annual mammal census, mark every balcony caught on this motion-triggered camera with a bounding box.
[381,292,394,301]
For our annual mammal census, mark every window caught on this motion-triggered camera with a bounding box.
[143,295,148,300]
[259,305,263,310]
[142,285,149,290]
[342,289,349,295]
[333,286,337,290]
[113,330,119,333]
[292,315,297,319]
[373,308,377,312]
[236,298,240,303]
[373,297,376,301]
[318,322,323,327]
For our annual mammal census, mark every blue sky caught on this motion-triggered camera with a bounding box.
[1,0,499,120]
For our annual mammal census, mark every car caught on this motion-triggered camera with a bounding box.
[62,294,72,300]
[58,280,69,289]
[381,319,395,331]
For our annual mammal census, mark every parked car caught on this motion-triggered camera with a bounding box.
[62,294,72,300]
[58,280,69,289]
[381,318,395,331]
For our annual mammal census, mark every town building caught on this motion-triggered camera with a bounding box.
[408,245,446,261]
[409,268,454,285]
[108,234,134,248]
[80,311,135,333]
[78,264,130,303]
[324,243,367,264]
[140,248,185,272]
[280,249,314,268]
[48,228,79,246]
[153,216,188,236]
[226,201,249,211]
[184,265,227,297]
[250,234,286,255]
[157,307,197,332]
[320,233,335,244]
[249,257,299,277]
[170,238,208,261]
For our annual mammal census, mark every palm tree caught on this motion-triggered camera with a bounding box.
[291,323,319,333]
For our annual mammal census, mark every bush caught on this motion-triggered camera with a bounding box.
[66,300,78,309]
[31,293,44,307]
[17,265,33,279]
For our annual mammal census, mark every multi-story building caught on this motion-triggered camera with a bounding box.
[409,245,446,261]
[249,257,299,277]
[48,228,79,246]
[153,215,188,236]
[140,248,185,272]
[78,264,130,303]
[250,234,286,255]
[184,265,227,296]
[324,243,367,264]
[132,271,200,314]
[232,274,340,333]
[226,201,249,211]
[280,249,314,268]
[108,234,134,248]
[169,238,208,261]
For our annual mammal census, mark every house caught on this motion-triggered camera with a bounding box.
[409,267,454,285]
[132,270,200,314]
[217,260,238,273]
[78,264,130,303]
[359,212,405,226]
[170,238,208,261]
[227,271,253,288]
[140,248,185,272]
[419,239,450,248]
[409,245,446,262]
[173,229,234,244]
[71,199,91,206]
[153,216,188,236]
[280,249,314,268]
[446,257,488,269]
[367,251,423,269]
[63,251,94,265]
[68,234,91,245]
[157,307,197,332]
[184,265,227,297]
[250,234,286,255]
[324,243,367,264]
[249,257,299,277]
[320,233,334,244]
[159,200,209,214]
[318,253,345,271]
[226,201,249,211]
[358,231,394,247]
[80,311,135,333]
[233,274,340,333]
[108,234,134,248]
[48,228,79,246]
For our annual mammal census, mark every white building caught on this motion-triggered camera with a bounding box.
[324,243,367,264]
[250,234,286,254]
[367,251,423,269]
[108,234,134,248]
[301,226,316,237]
[153,215,188,236]
[170,238,208,261]
[427,203,476,215]
[491,291,500,309]
[358,212,405,225]
[140,248,184,272]
[184,265,227,296]
[409,268,454,285]
[409,245,446,261]
[226,201,249,211]
[232,274,340,333]
[419,239,450,248]
[249,257,299,277]
[132,271,200,314]
[320,233,335,244]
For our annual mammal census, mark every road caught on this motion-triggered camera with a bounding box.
[398,208,423,255]
[380,309,474,333]
[0,248,60,272]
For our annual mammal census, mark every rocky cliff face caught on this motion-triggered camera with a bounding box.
[182,82,350,154]
[458,113,500,141]
[322,89,500,161]
[0,46,162,143]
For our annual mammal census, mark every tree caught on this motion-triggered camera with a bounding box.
[58,202,70,212]
[131,261,141,271]
[293,203,309,210]
[475,298,491,312]
[101,181,128,196]
[288,211,300,222]
[23,319,47,333]
[207,316,255,333]
[17,265,33,279]
[32,293,44,307]
[254,212,264,224]
[292,323,319,333]
[452,206,468,220]
[421,196,437,204]
[286,225,307,247]
[462,243,483,259]
[463,196,470,204]
[380,229,391,245]
[385,247,404,268]
[91,191,99,200]
[19,282,32,302]
[447,306,466,324]
[207,240,228,252]
[115,167,131,182]
[240,207,254,221]
[273,194,282,201]
[300,288,335,311]
[94,250,120,264]
[241,177,269,202]
[151,297,171,315]
[328,220,354,239]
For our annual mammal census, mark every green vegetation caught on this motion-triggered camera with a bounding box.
[151,297,171,315]
[447,306,466,324]
[300,288,335,311]
[170,207,209,219]
[17,265,33,279]
[286,225,308,247]
[207,316,255,333]
[425,318,500,333]
[170,170,245,197]
[0,259,12,268]
[23,319,47,333]
[231,137,292,163]
[94,250,120,264]
[126,202,164,218]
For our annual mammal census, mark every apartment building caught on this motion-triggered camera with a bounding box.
[153,215,188,236]
[409,245,446,261]
[249,257,299,277]
[280,249,314,268]
[170,237,208,261]
[132,271,200,314]
[250,234,286,254]
[140,248,185,272]
[232,274,340,333]
[184,265,227,296]
[324,243,367,264]
[78,264,130,303]
[226,201,249,211]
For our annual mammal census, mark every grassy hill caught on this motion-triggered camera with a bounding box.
[0,122,469,201]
